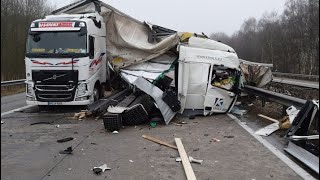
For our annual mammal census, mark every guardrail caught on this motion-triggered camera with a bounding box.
[273,72,319,81]
[242,85,307,109]
[1,79,26,87]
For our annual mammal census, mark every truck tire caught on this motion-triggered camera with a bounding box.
[93,84,101,102]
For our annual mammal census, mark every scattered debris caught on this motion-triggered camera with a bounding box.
[92,164,111,174]
[255,114,280,136]
[30,122,53,125]
[212,138,220,142]
[258,114,279,124]
[174,138,197,180]
[150,121,157,128]
[68,168,72,171]
[172,122,183,126]
[129,160,134,163]
[55,125,60,128]
[107,106,127,114]
[235,102,242,106]
[193,148,200,152]
[112,131,119,134]
[73,111,90,120]
[248,103,254,107]
[224,135,234,138]
[279,116,291,129]
[255,123,279,136]
[176,156,204,164]
[59,147,73,154]
[231,106,247,116]
[142,135,177,150]
[286,106,300,123]
[189,156,203,164]
[1,121,4,124]
[57,137,74,143]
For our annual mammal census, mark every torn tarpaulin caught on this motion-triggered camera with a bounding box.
[131,77,176,124]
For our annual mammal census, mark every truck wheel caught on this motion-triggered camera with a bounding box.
[93,84,101,102]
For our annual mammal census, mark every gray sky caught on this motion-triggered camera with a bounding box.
[49,0,286,36]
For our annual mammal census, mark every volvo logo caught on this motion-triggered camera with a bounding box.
[43,74,66,81]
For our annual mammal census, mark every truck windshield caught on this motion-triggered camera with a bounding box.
[26,31,87,57]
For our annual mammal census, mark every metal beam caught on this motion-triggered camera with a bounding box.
[272,78,319,89]
[242,85,307,109]
[1,79,26,87]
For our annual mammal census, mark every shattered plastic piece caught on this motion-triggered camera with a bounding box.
[129,160,134,163]
[286,106,300,123]
[57,137,74,143]
[212,138,220,142]
[189,156,203,164]
[150,121,157,128]
[255,123,279,136]
[131,77,176,124]
[231,106,247,116]
[1,121,4,124]
[235,102,242,106]
[59,147,73,154]
[55,125,60,128]
[112,131,119,134]
[107,106,127,114]
[92,164,111,174]
[176,156,203,164]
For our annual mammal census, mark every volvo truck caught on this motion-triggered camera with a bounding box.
[25,12,108,106]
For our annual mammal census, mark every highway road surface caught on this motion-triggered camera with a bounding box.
[1,93,317,180]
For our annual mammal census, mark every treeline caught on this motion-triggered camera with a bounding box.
[1,0,53,81]
[211,0,319,75]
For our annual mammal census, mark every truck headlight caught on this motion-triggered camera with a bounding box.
[26,83,36,101]
[27,84,33,95]
[77,83,88,97]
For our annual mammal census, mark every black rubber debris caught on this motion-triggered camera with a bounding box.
[57,137,74,143]
[93,168,102,174]
[30,122,53,125]
[59,147,73,154]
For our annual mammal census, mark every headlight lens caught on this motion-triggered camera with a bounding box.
[77,83,88,97]
[27,84,33,95]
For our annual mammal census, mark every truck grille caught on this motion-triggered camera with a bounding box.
[32,70,78,102]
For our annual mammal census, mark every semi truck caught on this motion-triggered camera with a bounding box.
[25,0,242,117]
[25,12,108,106]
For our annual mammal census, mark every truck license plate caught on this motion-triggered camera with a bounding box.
[48,102,62,105]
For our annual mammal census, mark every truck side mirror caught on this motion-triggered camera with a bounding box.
[89,36,95,59]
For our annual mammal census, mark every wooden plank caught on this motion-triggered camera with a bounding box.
[142,135,177,150]
[258,114,279,123]
[175,138,197,180]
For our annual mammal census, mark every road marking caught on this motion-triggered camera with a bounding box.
[1,105,35,117]
[227,113,316,180]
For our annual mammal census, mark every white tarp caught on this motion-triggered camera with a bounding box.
[52,1,180,70]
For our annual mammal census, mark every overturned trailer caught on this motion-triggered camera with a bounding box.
[53,0,245,124]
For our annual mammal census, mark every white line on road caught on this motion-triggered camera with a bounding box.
[227,113,316,180]
[1,105,35,117]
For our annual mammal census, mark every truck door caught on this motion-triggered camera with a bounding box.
[203,65,238,115]
[178,62,210,112]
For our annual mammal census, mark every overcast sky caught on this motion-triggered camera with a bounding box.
[49,0,287,36]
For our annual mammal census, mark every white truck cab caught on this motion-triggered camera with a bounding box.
[25,12,108,106]
[178,37,241,115]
